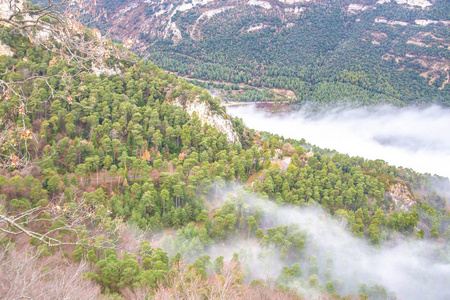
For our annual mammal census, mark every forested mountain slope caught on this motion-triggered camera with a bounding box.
[95,0,450,106]
[1,1,449,299]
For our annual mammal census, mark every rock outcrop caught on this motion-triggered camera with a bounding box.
[173,97,239,144]
[103,0,441,53]
[0,42,13,56]
[248,0,272,10]
[0,0,26,56]
[388,182,416,211]
[0,0,25,21]
[377,0,432,9]
[0,0,50,53]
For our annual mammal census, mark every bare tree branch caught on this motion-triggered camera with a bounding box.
[0,246,101,299]
[0,196,125,250]
[0,0,134,169]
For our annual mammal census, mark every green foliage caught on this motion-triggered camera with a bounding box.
[358,283,396,300]
[86,244,169,294]
[1,16,448,299]
[138,3,449,107]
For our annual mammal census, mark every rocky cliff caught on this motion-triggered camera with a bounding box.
[0,0,26,56]
[98,0,449,90]
[102,0,444,46]
[172,96,239,144]
[388,182,416,211]
[0,0,25,21]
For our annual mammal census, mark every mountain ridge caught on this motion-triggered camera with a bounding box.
[96,0,450,106]
[1,1,449,299]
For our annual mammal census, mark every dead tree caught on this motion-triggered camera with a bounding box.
[0,0,132,168]
[0,246,101,299]
[0,194,125,250]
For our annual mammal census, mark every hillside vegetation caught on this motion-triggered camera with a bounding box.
[0,1,449,299]
[96,0,450,106]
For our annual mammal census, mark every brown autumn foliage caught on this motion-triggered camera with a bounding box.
[150,260,301,300]
[282,143,296,156]
[0,0,135,169]
[0,245,100,299]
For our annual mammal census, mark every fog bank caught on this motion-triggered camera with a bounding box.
[228,191,450,299]
[227,105,450,179]
[272,203,450,300]
[163,187,450,299]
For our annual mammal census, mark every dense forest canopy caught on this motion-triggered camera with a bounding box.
[0,1,449,299]
[92,0,450,106]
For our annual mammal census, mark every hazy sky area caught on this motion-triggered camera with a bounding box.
[227,105,450,179]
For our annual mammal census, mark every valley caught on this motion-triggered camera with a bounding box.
[96,0,450,107]
[0,0,449,299]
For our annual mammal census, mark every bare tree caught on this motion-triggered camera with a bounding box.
[0,194,125,249]
[0,0,132,169]
[153,260,209,300]
[0,245,101,300]
[151,259,301,300]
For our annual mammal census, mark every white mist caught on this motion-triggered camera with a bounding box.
[227,105,450,179]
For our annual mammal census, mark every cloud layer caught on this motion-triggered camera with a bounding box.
[228,105,450,179]
[224,192,450,299]
[164,188,450,299]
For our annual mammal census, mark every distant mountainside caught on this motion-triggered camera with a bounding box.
[95,0,450,106]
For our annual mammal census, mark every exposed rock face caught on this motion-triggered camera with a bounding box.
[176,0,215,12]
[305,151,314,158]
[278,0,311,3]
[0,0,25,56]
[0,0,44,30]
[0,42,13,56]
[394,0,432,8]
[415,19,450,26]
[348,4,372,14]
[91,65,122,77]
[99,0,447,91]
[164,21,182,44]
[172,97,239,144]
[104,0,439,52]
[389,183,416,211]
[0,0,50,47]
[375,18,408,26]
[0,0,25,21]
[377,0,432,8]
[248,0,272,10]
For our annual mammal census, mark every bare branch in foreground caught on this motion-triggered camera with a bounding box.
[0,246,101,300]
[0,196,125,250]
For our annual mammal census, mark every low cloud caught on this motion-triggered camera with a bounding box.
[163,187,450,299]
[228,105,450,179]
[248,192,450,299]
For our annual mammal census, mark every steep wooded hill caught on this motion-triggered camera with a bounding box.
[1,1,449,299]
